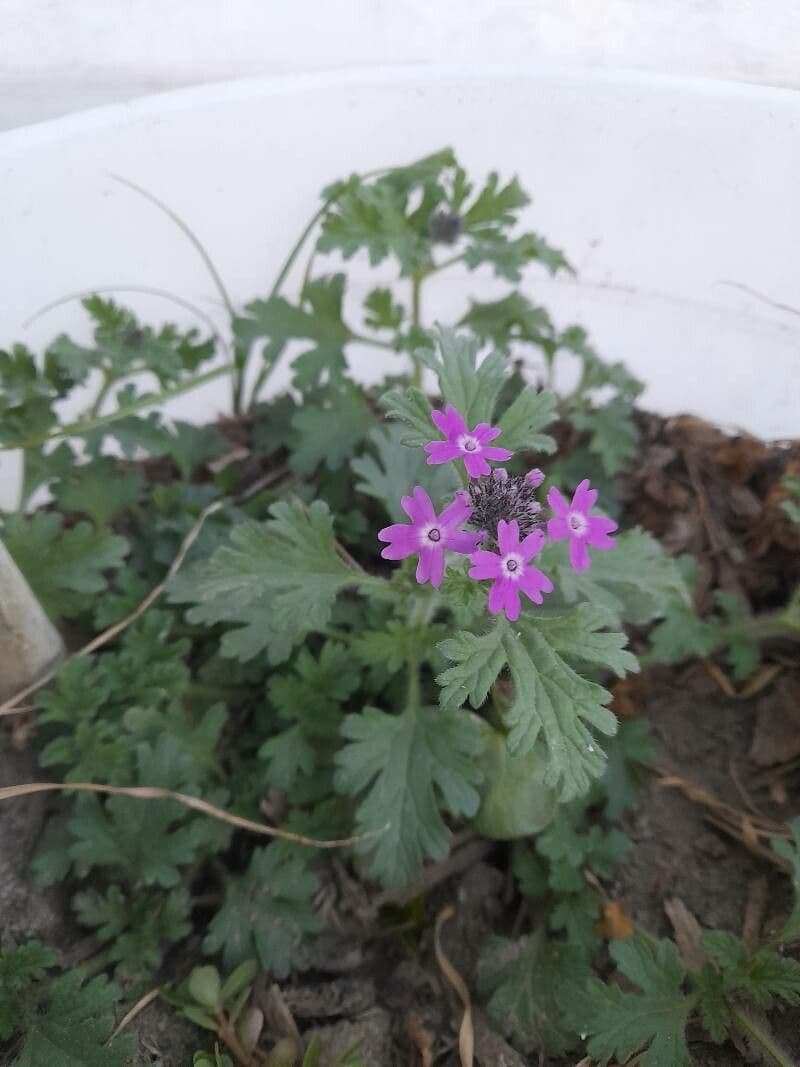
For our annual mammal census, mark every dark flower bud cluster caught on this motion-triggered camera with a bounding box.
[466,470,543,549]
[428,210,463,245]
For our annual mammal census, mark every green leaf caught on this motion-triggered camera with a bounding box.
[334,704,483,887]
[548,528,688,628]
[471,719,556,839]
[536,805,629,893]
[378,385,435,447]
[189,966,222,1011]
[702,931,800,1008]
[478,929,585,1054]
[417,328,507,427]
[0,942,57,1040]
[14,972,133,1067]
[203,845,320,978]
[236,274,351,392]
[436,625,508,711]
[2,513,128,619]
[363,288,404,332]
[459,292,555,349]
[290,386,373,474]
[463,173,529,228]
[535,604,639,679]
[52,457,143,525]
[578,935,693,1067]
[438,615,622,802]
[352,424,458,522]
[496,387,557,454]
[772,818,800,939]
[694,964,730,1044]
[169,501,358,663]
[72,885,191,980]
[571,397,639,477]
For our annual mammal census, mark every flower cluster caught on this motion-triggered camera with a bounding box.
[378,404,617,621]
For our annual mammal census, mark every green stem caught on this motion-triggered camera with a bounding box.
[420,252,466,279]
[16,450,26,514]
[731,1005,794,1067]
[89,371,115,418]
[5,363,234,451]
[410,272,423,388]
[110,175,235,318]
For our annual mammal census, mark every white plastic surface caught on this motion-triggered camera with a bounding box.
[1,67,798,508]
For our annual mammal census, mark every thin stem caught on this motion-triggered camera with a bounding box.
[348,331,398,352]
[410,272,423,388]
[23,284,231,358]
[420,251,466,279]
[89,371,115,418]
[5,363,234,451]
[110,175,235,318]
[731,1005,794,1067]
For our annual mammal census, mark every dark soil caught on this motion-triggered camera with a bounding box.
[3,408,799,1066]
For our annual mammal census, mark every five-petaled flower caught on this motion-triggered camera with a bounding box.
[424,405,512,478]
[378,486,481,588]
[468,520,553,622]
[547,479,618,572]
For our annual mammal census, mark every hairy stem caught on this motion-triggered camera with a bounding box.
[410,272,423,388]
[730,1005,794,1067]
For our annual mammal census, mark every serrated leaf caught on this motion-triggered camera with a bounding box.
[694,964,730,1044]
[334,704,483,887]
[203,845,320,978]
[536,805,629,893]
[15,972,133,1067]
[378,385,435,447]
[702,931,800,1008]
[602,720,657,819]
[478,929,585,1054]
[169,502,358,663]
[571,397,639,477]
[363,288,404,332]
[577,935,692,1067]
[436,626,508,711]
[548,528,688,628]
[437,613,626,801]
[772,818,800,939]
[52,457,143,525]
[459,292,555,349]
[496,386,557,453]
[535,604,640,678]
[0,942,57,1040]
[2,513,128,619]
[290,386,373,474]
[352,424,458,522]
[417,327,507,427]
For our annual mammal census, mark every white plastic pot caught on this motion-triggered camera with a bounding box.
[1,66,798,509]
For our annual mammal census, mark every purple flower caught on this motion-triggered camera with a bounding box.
[424,404,513,479]
[378,486,481,588]
[468,520,553,622]
[546,478,618,572]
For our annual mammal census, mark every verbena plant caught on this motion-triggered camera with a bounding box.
[1,148,797,1066]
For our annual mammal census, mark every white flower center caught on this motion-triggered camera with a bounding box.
[420,524,442,545]
[502,553,524,580]
[567,511,588,536]
[458,434,480,453]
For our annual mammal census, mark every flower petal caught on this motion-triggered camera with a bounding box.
[487,577,510,616]
[438,493,472,528]
[519,565,553,604]
[416,552,430,585]
[431,404,467,440]
[463,453,491,478]
[411,486,436,524]
[587,514,618,549]
[572,478,598,514]
[424,441,462,466]
[378,524,419,559]
[497,519,520,556]
[504,585,521,621]
[472,423,502,444]
[520,528,546,560]
[547,516,569,541]
[469,549,504,580]
[481,445,514,462]
[423,546,445,587]
[569,537,591,572]
[447,529,484,554]
[547,486,569,517]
